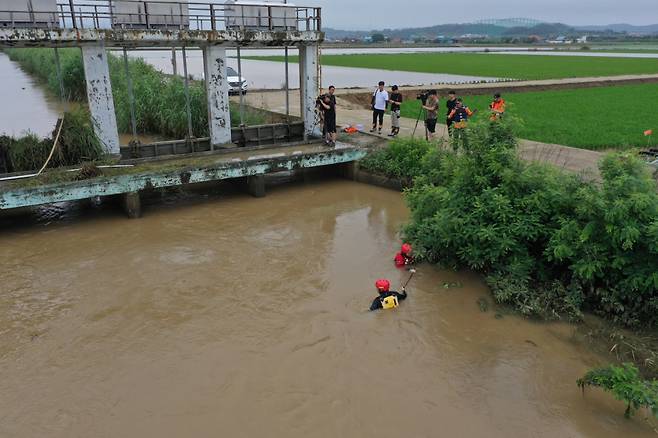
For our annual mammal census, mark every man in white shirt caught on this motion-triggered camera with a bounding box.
[370,81,389,134]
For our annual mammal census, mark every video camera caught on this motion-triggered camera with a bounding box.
[416,91,430,105]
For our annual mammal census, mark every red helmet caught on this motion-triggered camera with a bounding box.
[401,243,412,255]
[375,279,390,292]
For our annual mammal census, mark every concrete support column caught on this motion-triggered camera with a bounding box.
[299,44,320,139]
[122,191,142,219]
[81,44,120,155]
[247,174,266,198]
[203,46,232,147]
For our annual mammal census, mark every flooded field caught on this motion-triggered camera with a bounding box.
[0,52,71,138]
[0,180,655,437]
[127,49,500,89]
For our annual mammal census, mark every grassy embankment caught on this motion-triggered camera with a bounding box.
[399,83,658,150]
[251,52,658,80]
[1,48,265,172]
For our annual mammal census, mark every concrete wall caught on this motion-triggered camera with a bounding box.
[203,46,232,146]
[81,44,120,155]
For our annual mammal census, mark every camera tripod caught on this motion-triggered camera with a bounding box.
[411,106,429,141]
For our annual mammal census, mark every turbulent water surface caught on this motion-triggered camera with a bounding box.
[0,180,655,437]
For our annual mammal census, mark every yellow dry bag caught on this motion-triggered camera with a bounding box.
[381,295,399,310]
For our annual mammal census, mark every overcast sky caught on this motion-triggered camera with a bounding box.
[301,0,657,30]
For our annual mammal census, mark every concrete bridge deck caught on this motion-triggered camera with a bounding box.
[0,142,365,216]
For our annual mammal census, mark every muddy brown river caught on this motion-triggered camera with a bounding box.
[0,180,655,437]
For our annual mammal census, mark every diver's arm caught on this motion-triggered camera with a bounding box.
[369,296,383,311]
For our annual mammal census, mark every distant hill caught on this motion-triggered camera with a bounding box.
[575,23,658,34]
[324,20,658,41]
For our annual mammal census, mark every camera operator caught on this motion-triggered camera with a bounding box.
[446,90,458,136]
[422,90,440,141]
[317,91,337,147]
[388,85,403,137]
[370,81,389,135]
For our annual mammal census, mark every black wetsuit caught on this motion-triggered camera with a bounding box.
[369,290,408,311]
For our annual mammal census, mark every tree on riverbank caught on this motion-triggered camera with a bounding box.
[360,118,658,328]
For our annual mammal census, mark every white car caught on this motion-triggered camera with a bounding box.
[228,67,247,95]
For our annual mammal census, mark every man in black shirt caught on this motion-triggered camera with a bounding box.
[446,90,458,136]
[388,85,403,137]
[318,85,337,146]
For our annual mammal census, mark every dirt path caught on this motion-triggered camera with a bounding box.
[241,90,604,178]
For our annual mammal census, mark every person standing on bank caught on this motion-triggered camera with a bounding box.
[446,90,458,136]
[388,85,403,137]
[422,90,440,141]
[318,92,337,147]
[370,81,389,135]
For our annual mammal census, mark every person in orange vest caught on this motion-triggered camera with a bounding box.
[394,243,414,268]
[489,93,506,121]
[447,98,475,150]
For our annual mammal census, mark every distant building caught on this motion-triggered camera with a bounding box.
[547,36,573,44]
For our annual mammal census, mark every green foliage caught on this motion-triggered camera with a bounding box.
[7,133,51,172]
[5,48,264,140]
[548,154,658,326]
[359,138,433,183]
[4,108,102,172]
[399,120,658,326]
[578,363,658,418]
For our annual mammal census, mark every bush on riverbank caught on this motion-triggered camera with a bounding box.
[2,108,102,172]
[4,48,264,140]
[362,120,658,327]
[359,138,433,184]
[578,363,658,418]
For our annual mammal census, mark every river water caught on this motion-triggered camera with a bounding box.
[0,180,655,437]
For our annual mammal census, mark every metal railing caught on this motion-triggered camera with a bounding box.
[0,1,321,32]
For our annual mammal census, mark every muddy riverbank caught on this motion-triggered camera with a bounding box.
[0,179,656,437]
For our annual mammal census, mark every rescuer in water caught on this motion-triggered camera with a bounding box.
[369,279,408,311]
[394,243,414,268]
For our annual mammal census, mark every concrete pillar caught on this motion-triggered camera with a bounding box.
[339,161,358,181]
[299,44,320,139]
[246,174,266,198]
[122,191,142,219]
[203,46,232,147]
[81,44,120,155]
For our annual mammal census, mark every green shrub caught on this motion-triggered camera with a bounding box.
[360,138,433,183]
[403,120,658,325]
[4,108,102,172]
[548,154,658,326]
[7,133,51,172]
[578,363,658,418]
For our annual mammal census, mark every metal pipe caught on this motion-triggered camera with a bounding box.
[122,47,138,140]
[171,47,177,76]
[182,46,194,139]
[53,48,66,103]
[237,46,244,126]
[284,46,290,121]
[68,0,76,28]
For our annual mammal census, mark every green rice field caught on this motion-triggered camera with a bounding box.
[252,52,658,80]
[399,83,658,150]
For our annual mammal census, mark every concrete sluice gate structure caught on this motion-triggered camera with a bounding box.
[0,1,346,218]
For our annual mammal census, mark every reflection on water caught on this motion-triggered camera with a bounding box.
[0,180,655,437]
